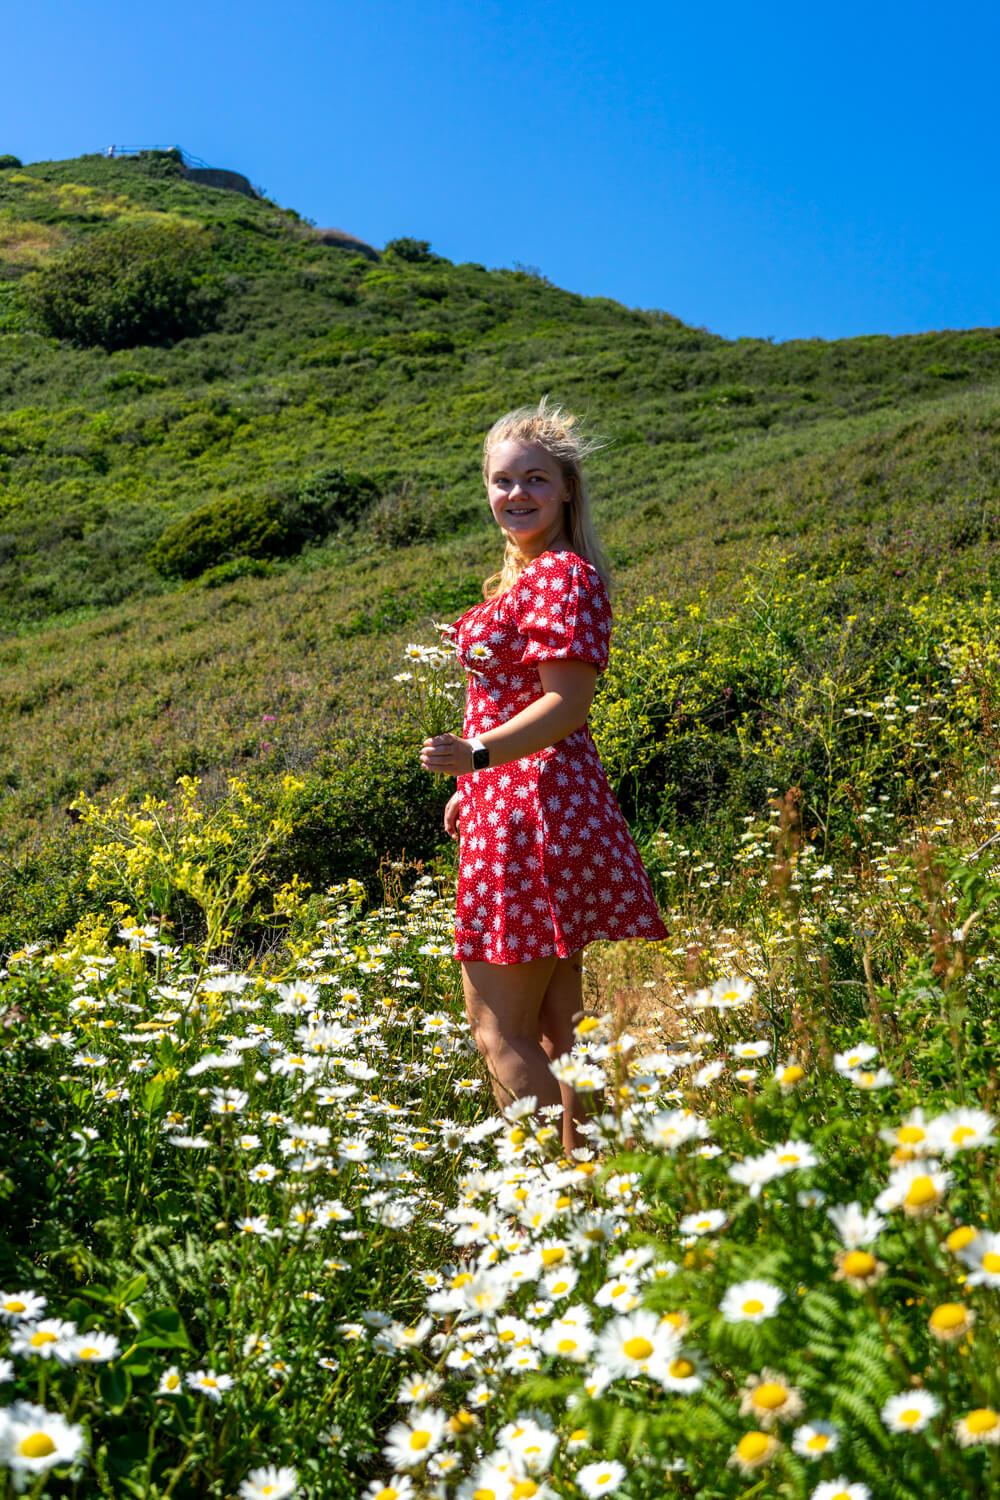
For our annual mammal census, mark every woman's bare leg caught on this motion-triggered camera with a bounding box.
[462,956,560,1115]
[539,950,586,1154]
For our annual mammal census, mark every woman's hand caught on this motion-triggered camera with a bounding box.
[420,734,473,777]
[443,791,461,840]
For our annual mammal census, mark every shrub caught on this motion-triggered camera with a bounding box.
[148,493,289,580]
[291,463,381,539]
[19,221,224,351]
[0,153,21,170]
[149,465,382,579]
[383,236,437,263]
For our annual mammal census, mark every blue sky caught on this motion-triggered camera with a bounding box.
[5,0,998,341]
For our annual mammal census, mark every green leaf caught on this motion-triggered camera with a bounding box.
[114,1272,149,1307]
[98,1363,132,1411]
[134,1306,191,1350]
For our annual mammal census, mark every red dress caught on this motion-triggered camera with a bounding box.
[452,549,668,964]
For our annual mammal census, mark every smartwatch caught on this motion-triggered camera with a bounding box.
[469,736,491,772]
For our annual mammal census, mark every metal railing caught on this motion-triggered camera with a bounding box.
[103,146,211,169]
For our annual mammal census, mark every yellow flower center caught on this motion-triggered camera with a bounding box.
[19,1434,56,1459]
[409,1431,431,1450]
[165,1373,180,1389]
[473,1491,496,1500]
[898,1408,922,1427]
[753,1382,788,1409]
[512,1484,538,1500]
[3,1299,26,1313]
[78,1345,100,1360]
[509,1128,527,1146]
[663,1311,686,1330]
[557,1338,578,1353]
[551,1279,570,1294]
[951,1126,976,1144]
[736,1432,770,1461]
[30,1330,57,1347]
[904,1175,938,1208]
[376,1489,399,1500]
[966,1409,999,1434]
[541,1247,565,1266]
[831,1492,851,1500]
[669,1358,695,1379]
[947,1225,977,1252]
[623,1336,654,1360]
[780,1065,805,1084]
[451,1272,473,1288]
[742,1299,765,1315]
[842,1250,877,1278]
[596,1476,612,1487]
[777,1153,800,1164]
[696,1219,712,1230]
[981,1252,1000,1274]
[202,1377,217,1388]
[570,1429,588,1443]
[930,1302,967,1331]
[805,1433,830,1451]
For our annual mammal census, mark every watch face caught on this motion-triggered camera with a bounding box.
[472,746,490,770]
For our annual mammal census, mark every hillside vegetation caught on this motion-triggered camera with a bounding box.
[1,151,1000,950]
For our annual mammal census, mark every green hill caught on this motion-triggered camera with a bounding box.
[2,151,999,947]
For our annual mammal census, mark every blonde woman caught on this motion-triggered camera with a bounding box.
[420,400,666,1150]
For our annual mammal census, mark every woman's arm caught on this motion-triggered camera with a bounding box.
[419,659,599,777]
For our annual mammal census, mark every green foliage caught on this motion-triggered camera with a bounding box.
[19,220,223,350]
[383,236,437,262]
[148,492,294,579]
[0,154,22,170]
[148,466,382,579]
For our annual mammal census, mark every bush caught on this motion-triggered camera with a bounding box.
[291,463,381,540]
[19,221,224,351]
[148,493,289,579]
[149,464,382,580]
[383,237,437,263]
[0,153,21,170]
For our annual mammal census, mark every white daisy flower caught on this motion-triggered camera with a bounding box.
[833,1043,879,1074]
[792,1421,840,1458]
[956,1230,1000,1288]
[809,1481,870,1500]
[68,1331,120,1364]
[881,1390,941,1433]
[719,1279,784,1323]
[0,1291,46,1323]
[238,1464,298,1499]
[9,1318,78,1363]
[0,1401,86,1478]
[157,1366,184,1395]
[874,1160,952,1217]
[594,1309,678,1382]
[382,1408,449,1470]
[927,1107,996,1158]
[679,1209,726,1236]
[185,1369,234,1401]
[575,1459,627,1496]
[826,1201,887,1248]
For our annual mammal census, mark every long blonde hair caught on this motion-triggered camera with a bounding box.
[481,397,611,599]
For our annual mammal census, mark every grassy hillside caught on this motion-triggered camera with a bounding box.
[2,151,999,946]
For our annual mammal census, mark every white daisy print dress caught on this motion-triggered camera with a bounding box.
[452,549,667,964]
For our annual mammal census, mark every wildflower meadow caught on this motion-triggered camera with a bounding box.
[2,628,1000,1500]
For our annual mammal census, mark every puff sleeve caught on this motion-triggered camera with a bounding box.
[510,552,611,672]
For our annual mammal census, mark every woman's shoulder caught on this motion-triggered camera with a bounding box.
[520,549,602,588]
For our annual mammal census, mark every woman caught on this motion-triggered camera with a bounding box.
[420,400,667,1150]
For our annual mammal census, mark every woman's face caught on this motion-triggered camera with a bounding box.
[485,439,569,555]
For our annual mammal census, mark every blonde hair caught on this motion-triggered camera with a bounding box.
[481,397,611,599]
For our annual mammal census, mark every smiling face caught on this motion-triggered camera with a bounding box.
[485,439,570,557]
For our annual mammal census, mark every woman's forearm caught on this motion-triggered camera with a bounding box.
[477,690,587,768]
